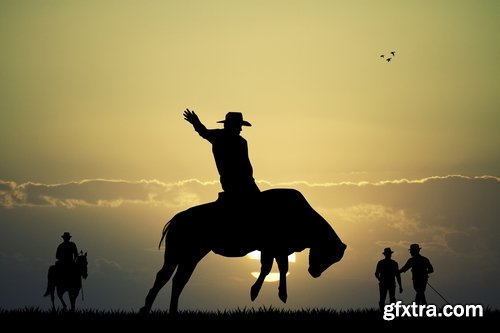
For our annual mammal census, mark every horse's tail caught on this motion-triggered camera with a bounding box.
[43,265,56,297]
[43,286,50,297]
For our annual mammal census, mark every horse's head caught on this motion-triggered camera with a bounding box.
[308,233,346,278]
[76,252,88,280]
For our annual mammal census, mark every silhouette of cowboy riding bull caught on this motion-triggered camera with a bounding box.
[140,110,347,314]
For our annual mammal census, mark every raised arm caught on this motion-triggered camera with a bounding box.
[183,108,209,138]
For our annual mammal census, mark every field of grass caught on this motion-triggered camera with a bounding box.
[1,306,497,329]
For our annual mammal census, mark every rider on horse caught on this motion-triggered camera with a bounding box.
[45,234,87,311]
[56,232,79,279]
[183,109,260,205]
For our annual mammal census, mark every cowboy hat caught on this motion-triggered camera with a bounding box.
[61,232,72,239]
[409,243,421,251]
[217,112,251,126]
[383,247,394,255]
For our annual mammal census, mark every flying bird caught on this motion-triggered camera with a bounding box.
[379,50,396,63]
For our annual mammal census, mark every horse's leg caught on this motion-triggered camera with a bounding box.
[52,295,56,311]
[69,290,77,312]
[46,288,56,312]
[250,252,273,301]
[57,288,67,311]
[44,266,56,311]
[170,252,207,314]
[50,290,55,311]
[140,251,178,314]
[46,284,56,311]
[276,255,289,303]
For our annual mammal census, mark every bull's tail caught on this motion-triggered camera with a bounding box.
[158,216,176,249]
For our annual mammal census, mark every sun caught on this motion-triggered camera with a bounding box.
[247,250,296,282]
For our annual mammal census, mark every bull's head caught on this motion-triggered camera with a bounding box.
[308,238,346,278]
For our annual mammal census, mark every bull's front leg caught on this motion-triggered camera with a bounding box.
[276,255,288,303]
[250,252,273,301]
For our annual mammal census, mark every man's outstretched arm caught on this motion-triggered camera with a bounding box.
[399,259,411,273]
[396,264,403,293]
[183,108,209,138]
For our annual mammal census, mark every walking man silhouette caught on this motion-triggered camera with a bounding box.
[375,247,403,310]
[183,108,260,200]
[400,243,434,305]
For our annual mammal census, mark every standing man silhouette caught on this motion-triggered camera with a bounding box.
[400,243,434,305]
[56,232,78,276]
[375,247,403,310]
[183,108,260,200]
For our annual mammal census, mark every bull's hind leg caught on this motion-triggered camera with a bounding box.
[140,253,178,314]
[250,252,273,301]
[170,255,205,314]
[276,255,288,303]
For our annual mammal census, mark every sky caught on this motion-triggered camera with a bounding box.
[0,1,499,312]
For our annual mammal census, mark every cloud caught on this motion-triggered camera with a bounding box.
[1,175,497,209]
[0,180,17,208]
[1,175,498,258]
[0,178,219,208]
[93,258,124,275]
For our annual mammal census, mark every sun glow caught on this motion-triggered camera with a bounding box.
[247,250,296,282]
[247,250,296,263]
[250,272,289,282]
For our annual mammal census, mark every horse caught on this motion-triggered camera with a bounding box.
[44,252,88,311]
[140,188,347,314]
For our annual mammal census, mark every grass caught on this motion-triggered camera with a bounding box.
[1,306,498,329]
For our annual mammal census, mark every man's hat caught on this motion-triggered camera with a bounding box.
[217,112,252,127]
[383,247,393,255]
[61,232,72,239]
[409,243,421,251]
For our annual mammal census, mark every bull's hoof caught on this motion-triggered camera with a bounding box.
[250,284,261,301]
[278,288,287,303]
